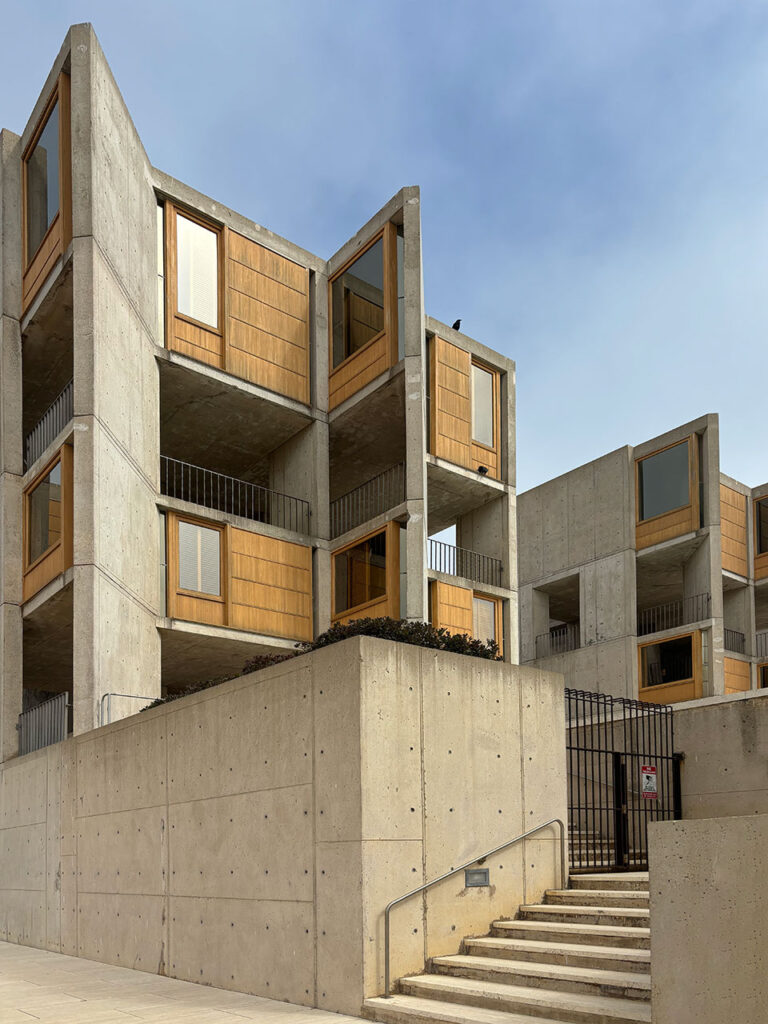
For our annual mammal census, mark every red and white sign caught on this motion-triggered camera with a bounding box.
[641,765,657,799]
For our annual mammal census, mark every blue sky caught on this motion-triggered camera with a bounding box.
[3,1,767,491]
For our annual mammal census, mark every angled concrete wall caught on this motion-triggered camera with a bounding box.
[0,638,566,1015]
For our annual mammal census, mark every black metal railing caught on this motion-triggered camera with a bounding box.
[724,628,746,655]
[428,538,502,588]
[330,463,405,538]
[536,623,580,659]
[637,592,711,637]
[757,631,768,660]
[24,378,74,470]
[566,687,680,873]
[17,692,71,756]
[160,456,310,534]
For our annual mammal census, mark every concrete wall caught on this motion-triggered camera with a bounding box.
[674,690,768,818]
[650,813,768,1024]
[0,637,566,1015]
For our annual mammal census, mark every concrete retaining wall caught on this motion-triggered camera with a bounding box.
[0,636,566,1015]
[650,813,768,1024]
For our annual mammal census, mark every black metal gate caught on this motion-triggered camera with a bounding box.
[566,688,682,872]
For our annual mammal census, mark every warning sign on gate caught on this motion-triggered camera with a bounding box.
[641,765,657,799]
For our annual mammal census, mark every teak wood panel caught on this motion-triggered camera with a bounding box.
[331,522,400,625]
[430,580,473,636]
[22,72,72,314]
[228,529,312,641]
[635,435,699,551]
[429,336,473,470]
[22,445,73,603]
[724,656,751,695]
[327,224,398,411]
[637,630,703,705]
[720,484,748,577]
[166,513,226,627]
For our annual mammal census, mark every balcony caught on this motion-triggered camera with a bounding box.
[24,378,73,470]
[637,592,711,637]
[160,456,311,535]
[330,463,405,539]
[724,628,746,655]
[536,623,580,659]
[428,538,502,589]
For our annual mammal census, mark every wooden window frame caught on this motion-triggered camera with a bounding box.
[635,435,700,551]
[167,512,227,613]
[328,223,399,375]
[472,590,503,657]
[637,629,702,703]
[331,521,399,622]
[753,497,768,580]
[163,200,227,344]
[22,444,73,603]
[21,72,72,312]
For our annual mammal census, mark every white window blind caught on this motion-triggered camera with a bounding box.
[178,521,221,596]
[473,596,496,645]
[471,365,494,447]
[176,213,218,329]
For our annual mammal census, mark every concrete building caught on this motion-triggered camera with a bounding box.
[518,413,768,703]
[0,24,518,758]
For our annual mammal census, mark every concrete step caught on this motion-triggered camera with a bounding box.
[465,936,650,974]
[397,974,652,1023]
[517,905,650,929]
[569,874,649,893]
[492,919,650,950]
[544,890,649,909]
[364,993,565,1024]
[431,955,651,1001]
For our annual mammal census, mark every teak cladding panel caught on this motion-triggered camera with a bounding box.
[429,337,472,470]
[724,657,751,695]
[22,445,73,603]
[635,435,700,551]
[430,581,473,636]
[720,485,748,578]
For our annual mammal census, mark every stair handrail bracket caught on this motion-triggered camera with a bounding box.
[381,816,566,999]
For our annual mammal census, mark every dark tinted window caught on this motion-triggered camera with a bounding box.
[26,101,60,258]
[637,441,689,521]
[334,530,386,615]
[641,635,693,687]
[28,462,62,564]
[757,498,768,555]
[331,239,384,368]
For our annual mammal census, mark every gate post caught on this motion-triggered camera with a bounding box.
[613,752,629,869]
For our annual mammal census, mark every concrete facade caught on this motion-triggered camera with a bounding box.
[519,412,768,703]
[649,813,768,1024]
[0,637,566,1015]
[0,24,519,751]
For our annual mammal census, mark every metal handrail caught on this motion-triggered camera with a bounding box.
[428,537,503,588]
[724,628,746,655]
[24,378,74,470]
[382,817,566,998]
[99,692,162,727]
[330,462,405,538]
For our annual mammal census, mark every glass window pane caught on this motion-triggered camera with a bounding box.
[334,530,387,614]
[760,665,768,689]
[26,100,60,258]
[28,462,62,563]
[331,238,384,368]
[178,521,220,596]
[176,213,218,328]
[642,635,693,687]
[637,441,690,521]
[157,204,165,342]
[472,365,494,447]
[473,596,496,645]
[757,499,768,555]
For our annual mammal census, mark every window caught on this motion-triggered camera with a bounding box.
[25,99,60,260]
[334,529,387,616]
[176,211,219,329]
[637,440,690,522]
[641,634,693,688]
[756,498,768,555]
[471,363,495,448]
[331,237,385,368]
[28,461,62,564]
[473,595,498,646]
[178,520,221,596]
[157,203,165,342]
[760,665,768,689]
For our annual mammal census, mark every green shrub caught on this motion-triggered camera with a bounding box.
[298,617,501,660]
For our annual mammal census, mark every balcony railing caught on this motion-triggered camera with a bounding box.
[17,692,71,756]
[757,631,768,660]
[24,378,74,470]
[536,623,580,659]
[160,456,311,534]
[637,592,711,637]
[724,628,746,655]
[428,538,503,588]
[330,463,405,539]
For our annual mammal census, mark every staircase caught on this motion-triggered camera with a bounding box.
[365,872,651,1024]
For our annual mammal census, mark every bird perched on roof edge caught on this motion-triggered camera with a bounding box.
[452,318,461,331]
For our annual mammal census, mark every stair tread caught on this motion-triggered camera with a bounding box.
[575,873,649,881]
[494,919,650,938]
[365,994,565,1024]
[399,975,652,1022]
[522,904,650,917]
[547,889,648,898]
[433,954,651,990]
[468,937,651,962]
